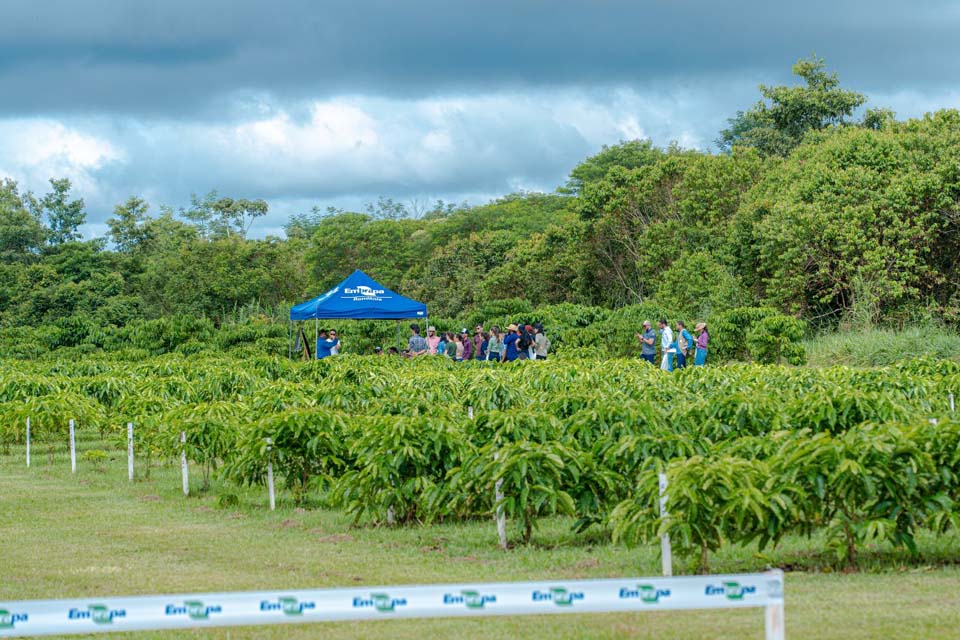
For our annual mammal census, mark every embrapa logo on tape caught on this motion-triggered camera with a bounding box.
[352,593,407,612]
[260,597,317,616]
[0,609,28,629]
[68,605,126,624]
[704,582,757,600]
[531,587,585,606]
[619,584,671,603]
[164,601,222,620]
[443,590,497,609]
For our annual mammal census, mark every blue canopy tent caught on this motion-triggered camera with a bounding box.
[289,270,427,357]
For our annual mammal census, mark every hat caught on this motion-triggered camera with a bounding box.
[642,320,651,327]
[374,346,382,352]
[695,322,707,332]
[461,328,469,334]
[524,324,533,332]
[508,323,518,332]
[427,326,436,332]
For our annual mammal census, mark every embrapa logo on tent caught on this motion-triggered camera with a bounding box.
[343,285,386,298]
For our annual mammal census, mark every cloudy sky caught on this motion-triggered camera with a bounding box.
[2,0,959,238]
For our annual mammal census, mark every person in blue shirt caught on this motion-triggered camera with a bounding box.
[315,329,333,359]
[675,321,695,368]
[502,324,521,362]
[315,329,339,360]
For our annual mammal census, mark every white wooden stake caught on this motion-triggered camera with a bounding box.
[764,569,786,640]
[266,438,276,511]
[69,419,76,474]
[495,451,507,550]
[467,406,474,420]
[127,422,134,481]
[658,472,672,577]
[180,431,189,496]
[950,393,955,414]
[25,417,31,468]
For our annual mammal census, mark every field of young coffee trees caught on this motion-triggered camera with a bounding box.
[2,354,958,573]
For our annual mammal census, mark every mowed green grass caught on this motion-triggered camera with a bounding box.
[2,439,959,639]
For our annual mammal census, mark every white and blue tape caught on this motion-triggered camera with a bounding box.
[0,571,783,637]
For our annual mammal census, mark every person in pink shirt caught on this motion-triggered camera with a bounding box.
[426,326,441,355]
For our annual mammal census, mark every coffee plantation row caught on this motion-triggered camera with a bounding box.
[2,354,959,569]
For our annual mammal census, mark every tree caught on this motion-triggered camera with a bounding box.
[0,179,46,261]
[29,178,86,245]
[181,191,268,239]
[562,139,664,194]
[717,56,866,156]
[107,196,151,253]
[734,111,960,318]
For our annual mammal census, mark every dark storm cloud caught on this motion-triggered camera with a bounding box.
[1,0,959,117]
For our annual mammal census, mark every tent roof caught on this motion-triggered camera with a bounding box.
[289,270,427,321]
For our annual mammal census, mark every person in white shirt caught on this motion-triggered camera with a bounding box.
[658,319,674,372]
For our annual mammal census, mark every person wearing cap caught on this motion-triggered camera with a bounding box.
[502,323,521,362]
[426,326,441,355]
[694,322,709,366]
[374,346,384,356]
[636,321,657,365]
[408,323,428,356]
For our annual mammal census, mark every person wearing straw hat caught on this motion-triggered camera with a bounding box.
[502,323,521,362]
[694,322,709,366]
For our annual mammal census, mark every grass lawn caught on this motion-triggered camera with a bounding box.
[2,439,959,639]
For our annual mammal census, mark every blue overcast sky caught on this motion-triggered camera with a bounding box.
[1,0,958,237]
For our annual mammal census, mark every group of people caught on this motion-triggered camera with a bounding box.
[405,323,550,362]
[315,319,706,369]
[636,319,709,371]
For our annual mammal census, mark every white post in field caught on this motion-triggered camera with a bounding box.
[69,419,76,473]
[180,431,189,496]
[659,472,672,577]
[764,569,786,640]
[127,422,134,481]
[494,451,507,550]
[26,417,31,467]
[266,438,276,511]
[950,393,955,414]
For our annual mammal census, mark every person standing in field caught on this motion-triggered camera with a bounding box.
[408,324,428,356]
[675,321,694,369]
[694,322,709,366]
[454,333,464,361]
[658,319,674,372]
[502,324,521,362]
[460,329,474,361]
[636,321,657,365]
[487,326,503,361]
[315,328,333,359]
[473,325,485,357]
[533,323,550,360]
[426,326,441,355]
[328,329,341,355]
[444,332,457,359]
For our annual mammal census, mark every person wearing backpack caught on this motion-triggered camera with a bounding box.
[516,323,533,360]
[675,321,694,368]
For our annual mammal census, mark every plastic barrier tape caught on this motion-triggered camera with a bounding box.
[0,571,784,637]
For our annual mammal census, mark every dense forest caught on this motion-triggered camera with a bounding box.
[1,57,958,359]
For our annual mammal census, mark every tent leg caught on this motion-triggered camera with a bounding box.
[314,319,318,360]
[288,320,293,360]
[396,320,402,352]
